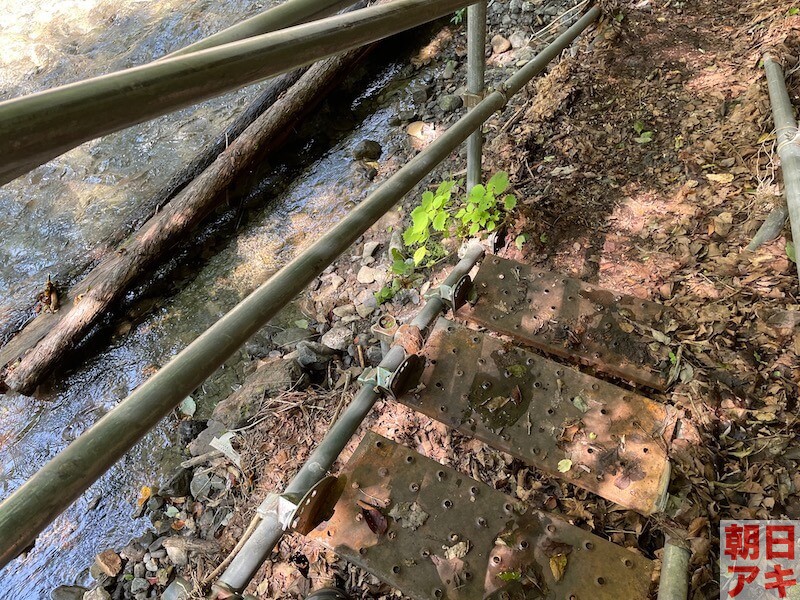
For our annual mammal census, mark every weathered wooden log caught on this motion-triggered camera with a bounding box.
[0,69,305,348]
[2,47,371,395]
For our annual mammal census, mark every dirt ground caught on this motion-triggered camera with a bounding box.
[185,1,800,598]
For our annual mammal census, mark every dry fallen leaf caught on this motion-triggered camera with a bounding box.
[549,554,568,582]
[136,486,152,507]
[706,172,734,184]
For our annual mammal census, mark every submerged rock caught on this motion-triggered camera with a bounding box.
[51,586,88,600]
[352,139,382,160]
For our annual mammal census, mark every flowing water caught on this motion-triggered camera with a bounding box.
[0,0,430,596]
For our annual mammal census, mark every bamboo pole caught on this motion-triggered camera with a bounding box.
[763,55,800,286]
[0,0,476,185]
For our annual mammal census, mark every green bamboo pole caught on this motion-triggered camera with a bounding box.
[0,0,474,185]
[165,0,354,58]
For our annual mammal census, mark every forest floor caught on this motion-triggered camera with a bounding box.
[83,1,800,599]
[213,0,800,597]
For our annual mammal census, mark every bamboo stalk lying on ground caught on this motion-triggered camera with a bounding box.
[1,47,372,395]
[0,69,305,349]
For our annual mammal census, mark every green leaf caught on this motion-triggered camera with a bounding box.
[540,233,549,244]
[403,228,419,246]
[374,286,396,304]
[294,319,309,330]
[486,221,496,231]
[432,211,448,231]
[787,241,797,263]
[437,180,456,195]
[634,131,654,144]
[413,246,427,266]
[487,171,509,195]
[468,222,480,236]
[633,120,645,134]
[503,194,517,211]
[497,571,521,582]
[557,459,573,473]
[789,7,799,15]
[420,190,434,209]
[468,184,486,202]
[515,234,527,250]
[455,208,466,219]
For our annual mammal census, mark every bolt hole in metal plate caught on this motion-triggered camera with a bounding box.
[308,432,653,600]
[400,318,674,515]
[459,256,675,390]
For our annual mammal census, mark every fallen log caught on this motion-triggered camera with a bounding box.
[2,47,372,395]
[0,69,305,348]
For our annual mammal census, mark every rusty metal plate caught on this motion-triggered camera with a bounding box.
[459,256,675,390]
[398,319,674,515]
[309,432,653,600]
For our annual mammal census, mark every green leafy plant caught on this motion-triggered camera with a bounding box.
[454,171,516,236]
[380,172,517,305]
[633,120,654,144]
[451,8,466,25]
[403,180,458,264]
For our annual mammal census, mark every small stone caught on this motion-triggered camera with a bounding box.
[509,31,527,49]
[190,472,213,500]
[295,341,334,371]
[321,326,354,352]
[133,561,146,579]
[187,420,225,457]
[362,241,380,259]
[356,266,377,284]
[161,577,192,600]
[356,303,375,318]
[352,139,382,160]
[438,94,463,113]
[145,557,159,572]
[410,84,430,104]
[95,549,122,577]
[156,566,173,586]
[160,467,192,498]
[333,305,356,318]
[130,577,149,595]
[366,345,383,365]
[120,542,146,563]
[396,109,418,123]
[271,327,313,349]
[443,60,457,80]
[491,34,511,54]
[82,588,111,600]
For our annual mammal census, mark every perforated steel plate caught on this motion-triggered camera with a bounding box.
[399,319,673,515]
[309,432,653,600]
[459,256,675,390]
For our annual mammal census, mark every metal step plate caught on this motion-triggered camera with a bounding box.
[458,256,675,390]
[398,319,673,515]
[308,432,653,600]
